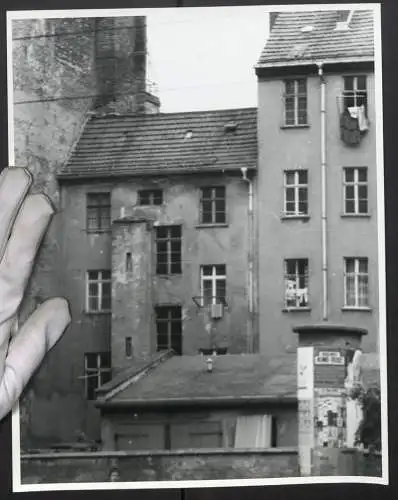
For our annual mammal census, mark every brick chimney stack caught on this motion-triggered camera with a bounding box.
[269,12,279,31]
[94,16,160,114]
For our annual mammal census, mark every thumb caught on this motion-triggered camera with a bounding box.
[0,297,71,421]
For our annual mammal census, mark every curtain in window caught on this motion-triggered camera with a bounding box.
[234,415,272,448]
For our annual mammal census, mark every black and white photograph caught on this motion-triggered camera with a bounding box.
[5,3,387,491]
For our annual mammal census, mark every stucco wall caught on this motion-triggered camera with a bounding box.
[21,172,252,446]
[257,69,378,358]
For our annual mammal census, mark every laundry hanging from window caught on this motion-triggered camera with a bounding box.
[340,104,368,146]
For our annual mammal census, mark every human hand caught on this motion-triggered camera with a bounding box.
[0,167,71,421]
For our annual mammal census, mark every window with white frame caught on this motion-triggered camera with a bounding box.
[200,186,226,224]
[344,257,369,308]
[84,352,111,400]
[284,170,308,216]
[155,226,182,275]
[86,193,111,232]
[343,75,368,114]
[200,264,226,306]
[284,259,309,308]
[284,79,307,126]
[86,270,111,312]
[343,167,368,215]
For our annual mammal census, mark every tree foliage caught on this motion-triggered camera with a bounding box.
[354,386,381,451]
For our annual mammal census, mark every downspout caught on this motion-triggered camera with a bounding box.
[317,62,328,321]
[241,167,254,353]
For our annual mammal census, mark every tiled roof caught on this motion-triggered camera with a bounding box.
[97,352,380,408]
[59,108,257,179]
[257,10,374,67]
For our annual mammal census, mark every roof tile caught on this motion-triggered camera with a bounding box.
[257,10,374,67]
[60,108,257,179]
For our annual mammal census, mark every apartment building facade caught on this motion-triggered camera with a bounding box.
[256,10,378,357]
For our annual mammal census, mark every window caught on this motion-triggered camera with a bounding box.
[125,337,133,358]
[155,226,182,275]
[126,252,132,273]
[284,79,307,126]
[284,170,308,216]
[284,259,309,308]
[138,189,163,206]
[200,265,226,306]
[155,306,182,355]
[86,193,111,232]
[86,270,111,312]
[200,186,226,224]
[84,352,111,400]
[235,415,274,448]
[343,167,368,215]
[343,76,367,114]
[344,257,369,308]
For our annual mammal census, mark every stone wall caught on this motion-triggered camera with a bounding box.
[21,449,299,484]
[20,448,381,484]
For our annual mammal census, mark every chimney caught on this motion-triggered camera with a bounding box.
[269,12,279,31]
[94,16,160,114]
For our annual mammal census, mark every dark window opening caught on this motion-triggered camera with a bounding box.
[155,225,182,275]
[138,189,163,206]
[86,193,111,232]
[126,252,132,272]
[155,305,182,355]
[125,337,133,358]
[84,352,111,400]
[284,258,309,308]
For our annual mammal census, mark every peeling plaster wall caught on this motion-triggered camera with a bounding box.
[110,173,253,368]
[12,17,148,448]
[257,71,379,358]
[20,173,252,447]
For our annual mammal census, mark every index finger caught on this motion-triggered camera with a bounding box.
[0,167,32,260]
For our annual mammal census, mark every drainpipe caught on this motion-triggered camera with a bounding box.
[317,62,328,321]
[241,167,254,353]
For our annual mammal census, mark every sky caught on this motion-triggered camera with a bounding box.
[146,7,270,113]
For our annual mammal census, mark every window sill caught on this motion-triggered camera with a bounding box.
[196,223,229,229]
[342,306,372,312]
[341,213,371,219]
[280,214,310,221]
[84,310,112,315]
[156,274,182,278]
[280,124,310,130]
[85,229,112,234]
[282,307,311,313]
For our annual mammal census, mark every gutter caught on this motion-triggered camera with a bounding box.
[57,166,257,183]
[95,395,297,410]
[241,167,255,353]
[255,55,374,71]
[318,62,328,321]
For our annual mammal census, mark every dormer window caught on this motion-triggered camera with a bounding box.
[335,10,354,31]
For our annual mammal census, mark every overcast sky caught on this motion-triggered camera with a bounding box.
[146,7,270,113]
